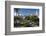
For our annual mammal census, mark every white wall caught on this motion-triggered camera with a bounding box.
[0,0,46,36]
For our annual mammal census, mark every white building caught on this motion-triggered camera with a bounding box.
[36,10,38,16]
[19,14,22,16]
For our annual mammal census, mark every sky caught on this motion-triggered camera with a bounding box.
[14,8,39,16]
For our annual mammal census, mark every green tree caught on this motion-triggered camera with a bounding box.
[30,16,39,26]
